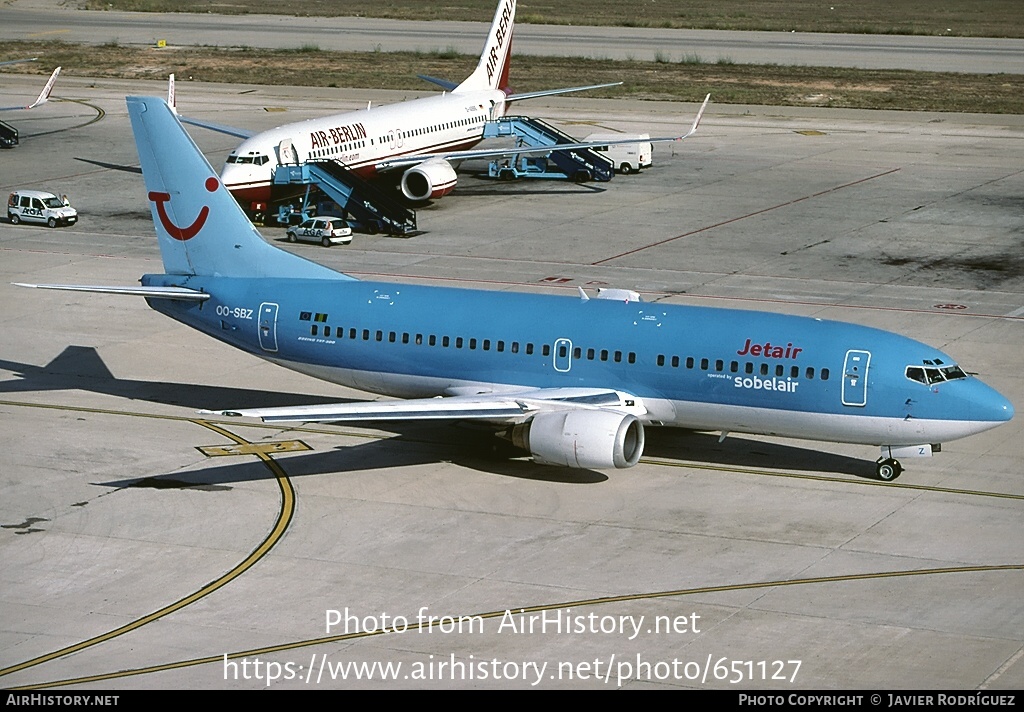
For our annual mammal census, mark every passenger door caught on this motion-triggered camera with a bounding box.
[258,302,279,352]
[841,349,871,407]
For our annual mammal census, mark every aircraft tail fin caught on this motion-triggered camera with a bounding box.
[126,96,347,281]
[454,0,515,94]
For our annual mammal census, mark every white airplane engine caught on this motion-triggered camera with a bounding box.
[511,410,645,469]
[400,158,458,201]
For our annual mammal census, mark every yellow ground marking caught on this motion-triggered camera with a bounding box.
[198,440,311,456]
[0,410,296,679]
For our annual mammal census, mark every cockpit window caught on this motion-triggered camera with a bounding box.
[906,366,927,384]
[940,365,967,381]
[225,154,269,165]
[906,362,968,385]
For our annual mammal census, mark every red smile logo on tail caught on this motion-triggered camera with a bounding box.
[149,177,219,241]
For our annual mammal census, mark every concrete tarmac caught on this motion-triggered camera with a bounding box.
[0,76,1022,689]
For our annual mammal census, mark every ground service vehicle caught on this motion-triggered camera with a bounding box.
[585,133,653,174]
[285,217,352,246]
[7,190,78,227]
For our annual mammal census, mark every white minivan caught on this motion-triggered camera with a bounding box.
[8,190,78,227]
[584,133,653,174]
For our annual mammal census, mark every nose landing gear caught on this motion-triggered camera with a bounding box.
[875,458,903,481]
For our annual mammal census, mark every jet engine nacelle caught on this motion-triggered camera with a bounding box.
[511,410,645,469]
[400,158,458,201]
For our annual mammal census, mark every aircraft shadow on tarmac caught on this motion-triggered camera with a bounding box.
[73,157,143,174]
[456,180,609,197]
[2,346,870,483]
[98,427,611,489]
[0,345,349,410]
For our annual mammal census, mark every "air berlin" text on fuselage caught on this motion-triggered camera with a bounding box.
[310,123,368,150]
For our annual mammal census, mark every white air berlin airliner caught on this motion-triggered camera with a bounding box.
[171,0,707,207]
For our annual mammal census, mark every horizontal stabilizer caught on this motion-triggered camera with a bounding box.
[13,283,210,300]
[167,74,255,139]
[418,74,459,91]
[177,115,255,140]
[0,58,38,67]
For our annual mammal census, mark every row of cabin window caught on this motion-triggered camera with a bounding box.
[312,115,487,160]
[311,325,542,355]
[380,115,484,145]
[656,354,830,380]
[310,140,366,160]
[308,325,638,363]
[305,324,828,379]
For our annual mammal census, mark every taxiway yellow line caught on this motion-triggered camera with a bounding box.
[0,415,296,679]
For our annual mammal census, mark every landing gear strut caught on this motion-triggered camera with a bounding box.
[875,458,903,481]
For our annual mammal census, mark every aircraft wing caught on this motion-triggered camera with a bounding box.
[0,66,60,111]
[205,387,646,425]
[505,81,623,103]
[375,93,709,171]
[166,73,255,139]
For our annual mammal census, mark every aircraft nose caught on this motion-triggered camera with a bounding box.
[974,382,1014,423]
[220,163,241,184]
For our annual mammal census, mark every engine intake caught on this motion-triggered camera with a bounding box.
[510,410,645,469]
[401,158,458,201]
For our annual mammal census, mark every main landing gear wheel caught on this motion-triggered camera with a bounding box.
[875,458,903,481]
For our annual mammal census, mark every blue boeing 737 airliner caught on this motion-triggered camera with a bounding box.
[17,96,1013,480]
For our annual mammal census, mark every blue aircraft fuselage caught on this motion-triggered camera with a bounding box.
[142,273,1012,449]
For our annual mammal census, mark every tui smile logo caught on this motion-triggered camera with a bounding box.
[149,177,218,241]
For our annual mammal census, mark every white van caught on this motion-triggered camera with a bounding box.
[584,133,653,174]
[7,190,78,227]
